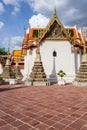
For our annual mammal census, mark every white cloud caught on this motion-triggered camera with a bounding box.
[0,21,4,29]
[11,7,20,15]
[2,36,23,52]
[2,0,69,16]
[63,8,79,23]
[0,2,5,14]
[2,0,20,15]
[29,13,49,28]
[2,0,87,26]
[2,0,19,6]
[26,0,87,27]
[27,0,69,15]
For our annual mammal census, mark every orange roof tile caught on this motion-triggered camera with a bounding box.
[13,50,24,60]
[25,27,80,41]
[66,28,78,39]
[29,28,45,39]
[13,50,21,56]
[24,33,29,43]
[22,27,84,49]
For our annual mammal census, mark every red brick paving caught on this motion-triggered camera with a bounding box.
[0,84,87,130]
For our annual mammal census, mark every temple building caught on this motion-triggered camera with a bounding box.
[13,9,87,84]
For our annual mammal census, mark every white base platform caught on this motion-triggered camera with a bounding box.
[49,74,58,84]
[25,80,50,86]
[9,79,17,85]
[73,80,87,86]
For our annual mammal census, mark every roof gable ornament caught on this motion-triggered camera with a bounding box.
[46,22,65,39]
[39,8,69,41]
[54,7,57,18]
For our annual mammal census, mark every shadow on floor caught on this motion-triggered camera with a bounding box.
[0,83,26,92]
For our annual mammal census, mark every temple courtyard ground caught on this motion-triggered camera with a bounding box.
[0,83,87,130]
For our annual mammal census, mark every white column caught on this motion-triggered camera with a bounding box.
[74,47,78,74]
[23,50,29,80]
[27,49,32,76]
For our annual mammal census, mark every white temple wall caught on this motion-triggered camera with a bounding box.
[40,40,80,83]
[24,40,81,83]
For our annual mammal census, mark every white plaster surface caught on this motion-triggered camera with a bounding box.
[24,40,81,83]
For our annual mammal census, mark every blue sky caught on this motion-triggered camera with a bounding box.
[0,0,87,52]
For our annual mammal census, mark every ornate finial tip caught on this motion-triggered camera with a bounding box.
[24,26,26,33]
[8,47,10,56]
[54,7,57,17]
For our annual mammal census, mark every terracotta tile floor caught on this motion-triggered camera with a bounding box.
[0,83,87,130]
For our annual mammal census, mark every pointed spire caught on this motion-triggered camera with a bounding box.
[23,26,27,41]
[26,42,49,86]
[23,26,27,44]
[75,20,78,30]
[24,26,26,34]
[8,47,10,54]
[7,46,11,61]
[28,23,31,40]
[6,47,11,66]
[14,61,23,79]
[54,7,57,18]
[28,22,31,30]
[35,45,41,62]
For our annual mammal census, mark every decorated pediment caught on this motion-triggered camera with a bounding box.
[40,8,68,41]
[46,21,66,39]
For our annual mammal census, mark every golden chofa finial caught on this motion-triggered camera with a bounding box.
[54,7,57,18]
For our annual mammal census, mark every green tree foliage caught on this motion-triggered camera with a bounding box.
[0,48,7,55]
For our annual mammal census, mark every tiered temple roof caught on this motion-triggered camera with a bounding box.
[12,49,25,68]
[22,9,85,50]
[13,9,86,62]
